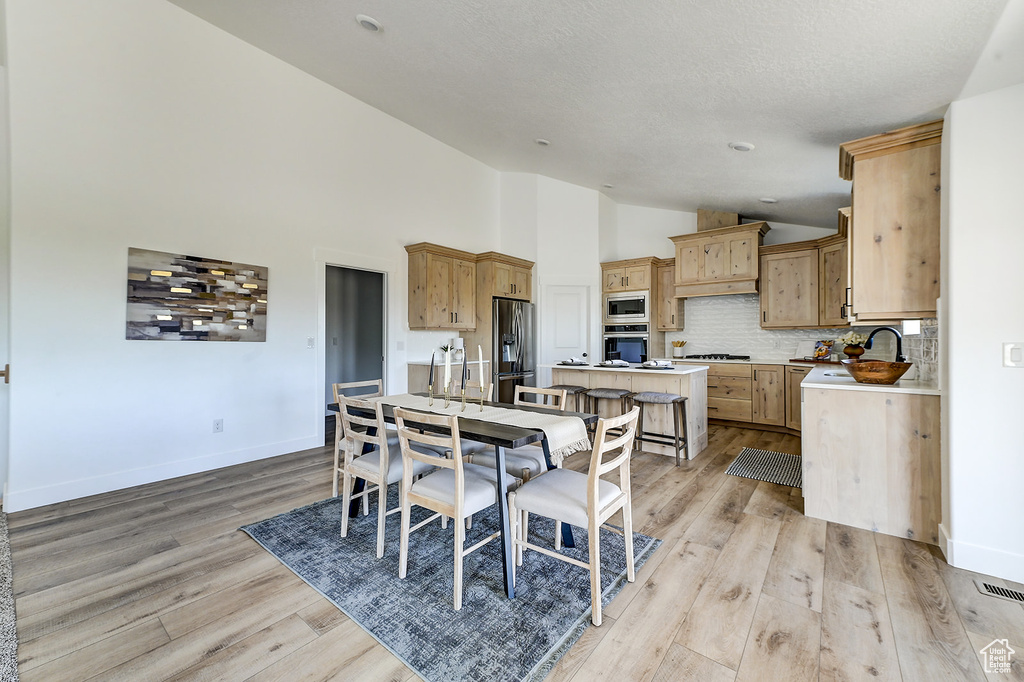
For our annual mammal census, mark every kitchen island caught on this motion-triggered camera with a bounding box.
[800,365,941,544]
[545,363,708,459]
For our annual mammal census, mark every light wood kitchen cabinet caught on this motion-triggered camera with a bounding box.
[751,364,785,426]
[759,249,819,329]
[692,362,753,423]
[477,252,533,301]
[406,243,477,330]
[785,365,810,430]
[670,222,770,297]
[803,386,940,544]
[757,212,850,330]
[602,259,652,292]
[655,258,684,331]
[840,120,942,320]
[818,233,849,327]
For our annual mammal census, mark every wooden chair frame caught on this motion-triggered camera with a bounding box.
[394,408,503,611]
[508,406,640,626]
[337,394,404,559]
[332,379,385,497]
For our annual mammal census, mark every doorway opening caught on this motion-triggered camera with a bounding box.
[324,265,386,442]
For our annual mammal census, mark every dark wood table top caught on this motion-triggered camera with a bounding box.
[329,394,597,450]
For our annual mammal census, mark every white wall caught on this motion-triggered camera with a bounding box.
[613,203,694,259]
[943,82,1024,582]
[3,0,501,511]
[499,173,539,262]
[0,67,10,502]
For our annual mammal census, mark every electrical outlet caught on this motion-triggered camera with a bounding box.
[213,419,224,433]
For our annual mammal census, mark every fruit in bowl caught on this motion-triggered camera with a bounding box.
[840,359,913,385]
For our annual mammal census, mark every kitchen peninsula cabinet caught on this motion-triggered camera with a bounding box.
[801,366,941,544]
[477,252,533,301]
[406,243,476,330]
[840,120,942,320]
[601,258,653,292]
[655,258,684,331]
[670,222,770,297]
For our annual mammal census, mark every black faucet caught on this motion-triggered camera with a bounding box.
[864,326,906,363]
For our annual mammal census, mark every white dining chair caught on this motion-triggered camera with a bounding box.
[507,406,640,626]
[471,386,568,482]
[393,407,516,610]
[337,396,434,558]
[331,379,397,498]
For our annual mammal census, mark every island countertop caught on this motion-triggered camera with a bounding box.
[540,363,708,376]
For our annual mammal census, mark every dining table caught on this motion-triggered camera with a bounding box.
[329,393,598,599]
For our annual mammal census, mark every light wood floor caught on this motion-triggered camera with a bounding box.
[9,425,1024,681]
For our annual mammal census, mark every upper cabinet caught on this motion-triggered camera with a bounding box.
[840,120,942,320]
[758,209,850,330]
[760,249,820,328]
[602,259,652,292]
[406,243,477,330]
[477,252,533,301]
[655,258,684,331]
[670,222,770,297]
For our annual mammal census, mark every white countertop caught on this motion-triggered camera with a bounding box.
[408,360,490,366]
[659,357,851,368]
[544,363,708,376]
[800,365,940,395]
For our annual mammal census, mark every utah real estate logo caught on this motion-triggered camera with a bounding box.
[980,639,1014,674]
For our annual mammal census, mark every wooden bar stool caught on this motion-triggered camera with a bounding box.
[548,384,587,412]
[584,388,632,435]
[629,392,689,466]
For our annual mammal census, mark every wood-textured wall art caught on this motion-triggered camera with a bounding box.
[126,247,268,341]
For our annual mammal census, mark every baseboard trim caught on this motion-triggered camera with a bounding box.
[938,523,952,562]
[4,436,322,513]
[946,535,1024,584]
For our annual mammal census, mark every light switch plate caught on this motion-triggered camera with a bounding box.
[902,320,922,335]
[1004,343,1024,367]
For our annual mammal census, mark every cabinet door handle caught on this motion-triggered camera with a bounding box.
[845,287,852,307]
[763,311,767,323]
[708,406,718,411]
[840,304,847,319]
[754,370,758,380]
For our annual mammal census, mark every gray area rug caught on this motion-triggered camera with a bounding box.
[0,512,19,682]
[726,447,803,488]
[241,490,660,681]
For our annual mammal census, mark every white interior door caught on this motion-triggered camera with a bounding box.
[538,284,591,388]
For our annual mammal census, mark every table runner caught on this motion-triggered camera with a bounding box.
[373,394,592,465]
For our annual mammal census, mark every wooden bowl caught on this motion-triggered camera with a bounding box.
[840,359,913,384]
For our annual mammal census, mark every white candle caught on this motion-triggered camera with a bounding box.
[478,345,484,393]
[444,349,451,389]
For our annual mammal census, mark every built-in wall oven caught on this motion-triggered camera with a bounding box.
[603,291,649,323]
[603,324,649,364]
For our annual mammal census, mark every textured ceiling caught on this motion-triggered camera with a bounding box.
[166,0,1008,227]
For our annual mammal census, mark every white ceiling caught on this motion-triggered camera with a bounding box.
[167,0,1009,228]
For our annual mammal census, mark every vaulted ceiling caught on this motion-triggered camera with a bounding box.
[167,0,1010,227]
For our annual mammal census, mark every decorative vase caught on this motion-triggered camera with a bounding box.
[843,344,865,359]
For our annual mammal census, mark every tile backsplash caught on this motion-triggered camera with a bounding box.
[901,317,938,384]
[662,294,895,363]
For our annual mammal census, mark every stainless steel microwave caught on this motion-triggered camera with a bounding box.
[603,291,649,322]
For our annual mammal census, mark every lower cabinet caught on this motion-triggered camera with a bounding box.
[802,387,940,544]
[785,366,810,430]
[751,364,786,426]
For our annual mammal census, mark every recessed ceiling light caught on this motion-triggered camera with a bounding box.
[535,139,550,147]
[602,183,614,189]
[355,14,382,32]
[729,141,755,152]
[759,197,778,204]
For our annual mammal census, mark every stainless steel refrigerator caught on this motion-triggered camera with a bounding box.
[492,298,536,403]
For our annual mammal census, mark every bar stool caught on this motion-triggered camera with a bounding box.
[629,392,689,466]
[548,384,587,412]
[584,388,633,437]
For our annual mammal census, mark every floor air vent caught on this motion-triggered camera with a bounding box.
[974,579,1024,604]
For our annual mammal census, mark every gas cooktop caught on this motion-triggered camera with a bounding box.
[684,353,752,361]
